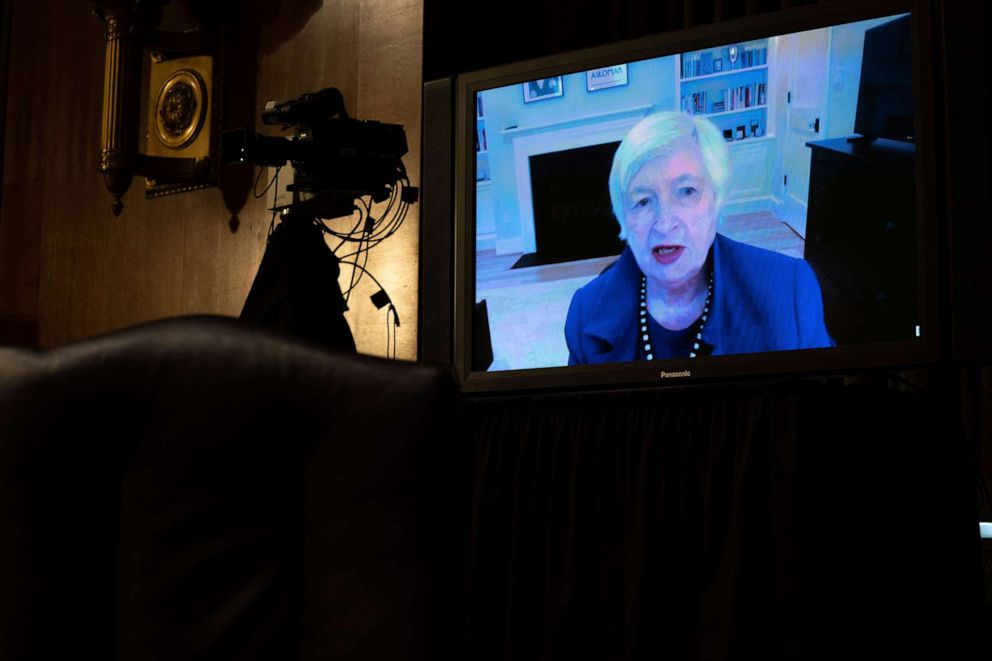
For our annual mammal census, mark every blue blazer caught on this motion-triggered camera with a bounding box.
[564,233,834,364]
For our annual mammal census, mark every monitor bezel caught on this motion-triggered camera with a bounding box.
[453,0,940,395]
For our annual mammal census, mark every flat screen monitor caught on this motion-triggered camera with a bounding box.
[854,13,915,142]
[454,0,939,393]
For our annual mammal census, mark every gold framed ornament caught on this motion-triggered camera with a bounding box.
[144,53,220,197]
[154,69,207,149]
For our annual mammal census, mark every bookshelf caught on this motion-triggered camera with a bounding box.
[475,95,491,186]
[474,93,495,250]
[677,39,771,144]
[677,39,776,214]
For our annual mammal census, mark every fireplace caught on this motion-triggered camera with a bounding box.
[504,106,651,258]
[512,141,623,269]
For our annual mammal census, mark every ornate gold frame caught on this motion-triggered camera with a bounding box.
[92,2,222,213]
[144,53,221,198]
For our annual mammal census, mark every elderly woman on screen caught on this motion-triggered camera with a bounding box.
[564,111,834,365]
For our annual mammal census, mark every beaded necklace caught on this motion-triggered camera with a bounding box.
[638,270,713,360]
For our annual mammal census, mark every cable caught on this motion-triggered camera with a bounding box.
[267,207,279,238]
[368,182,405,241]
[272,169,411,339]
[386,306,393,359]
[327,198,371,251]
[368,203,405,244]
[342,228,365,305]
[336,258,389,299]
[335,188,403,260]
[391,305,398,358]
[385,304,399,359]
[351,227,373,296]
[251,166,267,198]
[341,206,379,304]
[319,210,372,243]
[336,197,409,260]
[318,202,367,244]
[326,178,411,254]
[374,201,409,241]
[253,165,280,199]
[266,167,281,238]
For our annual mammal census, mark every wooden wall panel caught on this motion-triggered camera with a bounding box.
[352,0,423,360]
[0,0,64,342]
[0,0,423,358]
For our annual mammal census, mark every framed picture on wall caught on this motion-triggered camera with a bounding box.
[523,76,564,103]
[586,64,627,91]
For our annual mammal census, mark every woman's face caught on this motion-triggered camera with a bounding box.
[624,141,718,294]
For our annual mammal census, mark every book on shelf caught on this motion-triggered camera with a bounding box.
[681,53,693,79]
[682,52,711,79]
[476,95,484,119]
[683,41,767,79]
[699,52,712,77]
[475,127,488,152]
[718,42,768,71]
[680,91,708,115]
[721,81,766,111]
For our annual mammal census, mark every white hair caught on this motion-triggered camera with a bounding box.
[609,111,730,240]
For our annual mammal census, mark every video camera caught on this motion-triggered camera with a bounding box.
[221,88,414,218]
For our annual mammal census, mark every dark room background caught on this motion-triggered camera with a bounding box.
[0,0,988,654]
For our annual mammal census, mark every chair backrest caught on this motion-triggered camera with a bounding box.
[0,316,461,660]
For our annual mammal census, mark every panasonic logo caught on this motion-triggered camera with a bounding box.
[659,370,691,379]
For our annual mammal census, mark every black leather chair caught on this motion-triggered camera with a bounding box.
[0,316,461,660]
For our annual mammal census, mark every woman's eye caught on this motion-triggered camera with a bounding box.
[675,186,702,205]
[632,197,650,209]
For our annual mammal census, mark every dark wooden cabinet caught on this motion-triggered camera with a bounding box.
[804,137,918,345]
